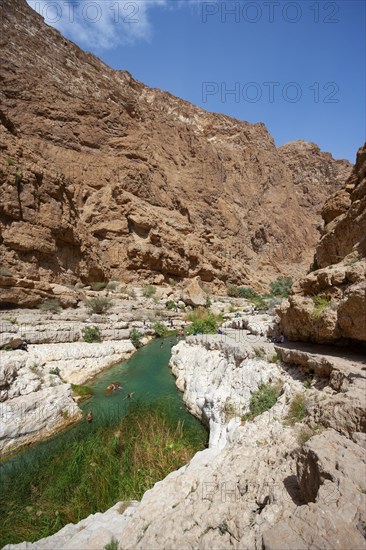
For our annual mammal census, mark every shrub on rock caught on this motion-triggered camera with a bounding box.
[82,326,102,343]
[85,296,112,314]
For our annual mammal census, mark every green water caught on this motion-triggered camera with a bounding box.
[82,336,198,427]
[0,335,207,474]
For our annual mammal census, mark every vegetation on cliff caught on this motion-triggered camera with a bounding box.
[241,382,283,422]
[184,308,223,335]
[227,276,293,312]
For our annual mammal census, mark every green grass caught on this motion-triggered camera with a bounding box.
[0,402,206,547]
[118,286,136,298]
[106,281,118,291]
[309,255,319,273]
[227,285,259,299]
[270,276,293,298]
[311,295,331,319]
[71,384,93,399]
[238,287,259,299]
[285,393,308,426]
[90,282,107,291]
[38,299,62,313]
[82,326,102,343]
[226,280,291,311]
[226,284,239,297]
[129,328,143,348]
[153,322,168,337]
[2,344,13,351]
[250,295,268,312]
[242,382,282,422]
[143,285,156,298]
[104,539,119,550]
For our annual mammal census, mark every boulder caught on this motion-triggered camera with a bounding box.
[181,279,207,307]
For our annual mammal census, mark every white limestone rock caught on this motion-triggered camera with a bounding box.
[170,334,282,448]
[0,384,81,454]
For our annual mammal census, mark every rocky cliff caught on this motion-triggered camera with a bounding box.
[279,144,366,344]
[278,140,352,215]
[0,0,352,307]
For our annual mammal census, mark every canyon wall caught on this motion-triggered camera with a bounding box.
[279,144,366,344]
[0,0,351,307]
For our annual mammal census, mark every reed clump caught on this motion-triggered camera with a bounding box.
[0,401,207,547]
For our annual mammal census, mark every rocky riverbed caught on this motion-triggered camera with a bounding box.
[0,280,243,456]
[0,283,186,456]
[4,313,365,550]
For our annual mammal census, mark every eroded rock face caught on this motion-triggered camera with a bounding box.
[278,140,351,215]
[264,430,366,550]
[275,343,366,436]
[0,340,134,455]
[170,334,282,448]
[317,144,366,268]
[279,144,366,344]
[0,381,82,455]
[0,0,352,307]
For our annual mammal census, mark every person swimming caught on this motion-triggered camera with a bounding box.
[87,410,93,423]
[107,382,123,392]
[123,392,135,400]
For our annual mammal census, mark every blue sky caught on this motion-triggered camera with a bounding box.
[27,0,365,161]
